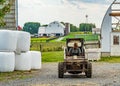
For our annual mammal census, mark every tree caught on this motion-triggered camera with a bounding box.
[70,24,79,32]
[0,0,13,27]
[79,23,96,32]
[23,22,41,34]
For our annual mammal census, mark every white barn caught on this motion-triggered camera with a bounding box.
[38,21,69,37]
[46,21,65,36]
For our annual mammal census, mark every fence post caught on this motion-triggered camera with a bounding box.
[40,44,42,51]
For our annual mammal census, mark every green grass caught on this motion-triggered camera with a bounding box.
[62,33,99,41]
[0,70,38,82]
[99,56,120,63]
[31,38,49,42]
[42,51,120,63]
[31,42,65,52]
[31,32,99,43]
[42,51,64,62]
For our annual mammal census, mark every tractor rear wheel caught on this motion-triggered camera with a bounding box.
[58,62,64,78]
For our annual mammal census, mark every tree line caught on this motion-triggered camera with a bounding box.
[61,22,96,32]
[22,22,96,34]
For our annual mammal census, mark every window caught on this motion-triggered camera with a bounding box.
[43,34,47,36]
[113,35,119,45]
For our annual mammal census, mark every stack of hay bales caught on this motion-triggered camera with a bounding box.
[0,30,17,72]
[15,31,42,70]
[0,30,42,72]
[15,31,32,71]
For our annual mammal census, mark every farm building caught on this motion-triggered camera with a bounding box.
[38,27,46,37]
[92,28,101,34]
[101,0,120,56]
[38,21,70,37]
[111,32,120,56]
[0,0,18,30]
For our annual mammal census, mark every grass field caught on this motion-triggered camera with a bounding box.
[99,56,120,63]
[42,51,64,62]
[31,32,100,43]
[42,51,120,63]
[62,33,99,41]
[31,38,49,42]
[30,32,99,52]
[31,42,65,52]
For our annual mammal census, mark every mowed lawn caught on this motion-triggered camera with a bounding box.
[42,51,120,63]
[42,51,64,62]
[99,56,120,63]
[62,33,99,41]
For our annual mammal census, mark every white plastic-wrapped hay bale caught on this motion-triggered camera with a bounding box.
[0,52,15,72]
[85,48,101,61]
[30,51,42,69]
[15,52,31,71]
[16,31,30,52]
[0,30,17,52]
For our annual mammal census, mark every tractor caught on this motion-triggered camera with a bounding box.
[58,38,92,78]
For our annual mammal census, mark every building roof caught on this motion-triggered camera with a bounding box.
[38,21,65,35]
[49,21,65,28]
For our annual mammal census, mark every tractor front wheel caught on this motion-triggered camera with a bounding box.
[58,62,64,78]
[85,63,92,78]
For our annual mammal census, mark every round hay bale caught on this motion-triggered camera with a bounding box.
[30,51,42,69]
[15,52,31,71]
[16,31,30,52]
[0,30,17,52]
[0,52,15,72]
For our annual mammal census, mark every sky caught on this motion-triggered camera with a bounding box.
[18,0,114,28]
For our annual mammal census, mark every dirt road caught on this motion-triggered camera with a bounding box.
[0,62,120,86]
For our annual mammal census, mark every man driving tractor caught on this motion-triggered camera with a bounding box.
[58,38,92,78]
[68,43,81,56]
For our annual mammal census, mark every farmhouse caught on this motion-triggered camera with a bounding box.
[38,21,70,37]
[101,0,120,56]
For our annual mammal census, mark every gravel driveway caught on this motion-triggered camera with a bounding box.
[0,62,120,86]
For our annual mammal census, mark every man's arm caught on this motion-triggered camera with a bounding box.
[78,48,82,56]
[68,48,72,56]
